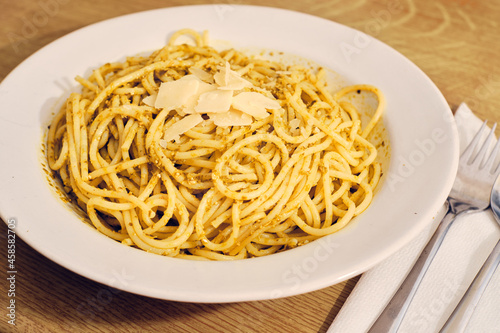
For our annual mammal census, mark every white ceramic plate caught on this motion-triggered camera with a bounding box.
[0,5,458,302]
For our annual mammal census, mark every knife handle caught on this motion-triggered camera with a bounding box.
[439,238,500,333]
[367,207,457,333]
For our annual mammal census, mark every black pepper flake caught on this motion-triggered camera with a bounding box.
[356,89,361,94]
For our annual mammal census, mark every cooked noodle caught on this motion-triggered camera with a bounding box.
[46,29,385,260]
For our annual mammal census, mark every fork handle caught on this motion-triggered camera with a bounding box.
[439,238,500,333]
[368,207,457,333]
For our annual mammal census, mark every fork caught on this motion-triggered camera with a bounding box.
[368,121,500,333]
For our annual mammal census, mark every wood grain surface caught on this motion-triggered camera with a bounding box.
[1,0,499,332]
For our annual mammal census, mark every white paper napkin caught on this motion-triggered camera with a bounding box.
[328,103,500,333]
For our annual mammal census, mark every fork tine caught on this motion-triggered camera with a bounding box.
[471,122,497,167]
[460,121,487,163]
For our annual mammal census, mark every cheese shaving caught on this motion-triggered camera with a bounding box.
[142,93,157,107]
[181,79,216,114]
[232,92,281,119]
[160,113,204,146]
[208,109,253,127]
[154,75,216,115]
[195,90,233,114]
[155,75,200,111]
[214,61,252,91]
[151,61,281,130]
[189,67,214,83]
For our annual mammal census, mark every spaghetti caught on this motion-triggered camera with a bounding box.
[46,29,385,260]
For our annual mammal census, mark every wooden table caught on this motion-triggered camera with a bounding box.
[1,0,499,332]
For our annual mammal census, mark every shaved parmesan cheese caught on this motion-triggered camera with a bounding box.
[232,92,280,119]
[175,108,187,117]
[208,109,253,127]
[155,75,216,115]
[142,93,157,107]
[160,113,204,146]
[182,79,216,114]
[195,90,233,113]
[152,64,279,132]
[155,75,200,110]
[214,62,252,91]
[189,67,214,83]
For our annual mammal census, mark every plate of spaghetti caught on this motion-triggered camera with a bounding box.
[0,5,458,302]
